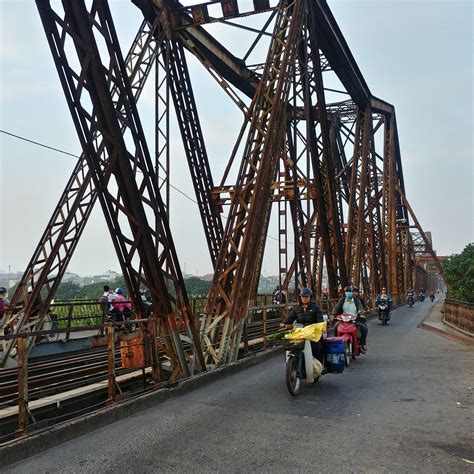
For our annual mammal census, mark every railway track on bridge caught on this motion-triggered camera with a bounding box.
[0,314,282,443]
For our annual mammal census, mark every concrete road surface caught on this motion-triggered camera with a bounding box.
[6,300,474,473]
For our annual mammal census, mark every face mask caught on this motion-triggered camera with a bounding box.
[345,292,353,298]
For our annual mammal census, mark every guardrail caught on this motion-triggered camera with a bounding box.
[443,299,474,336]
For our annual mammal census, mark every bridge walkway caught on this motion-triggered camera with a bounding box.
[7,301,473,472]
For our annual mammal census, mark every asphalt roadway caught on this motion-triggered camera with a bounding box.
[5,300,474,473]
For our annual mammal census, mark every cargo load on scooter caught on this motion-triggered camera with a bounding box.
[324,337,345,373]
[284,321,326,343]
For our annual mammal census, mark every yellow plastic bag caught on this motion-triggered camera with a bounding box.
[284,322,327,343]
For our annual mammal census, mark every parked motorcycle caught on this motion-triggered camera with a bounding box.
[334,313,361,364]
[377,303,390,325]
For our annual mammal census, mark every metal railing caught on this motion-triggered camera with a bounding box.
[443,299,474,335]
[1,294,392,441]
[0,304,291,441]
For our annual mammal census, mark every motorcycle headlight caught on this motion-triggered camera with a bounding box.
[342,315,351,322]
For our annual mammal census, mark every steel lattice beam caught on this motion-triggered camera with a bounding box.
[1,0,441,371]
[203,0,306,364]
[1,18,161,366]
[35,0,204,375]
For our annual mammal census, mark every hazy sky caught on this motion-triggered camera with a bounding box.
[0,0,472,278]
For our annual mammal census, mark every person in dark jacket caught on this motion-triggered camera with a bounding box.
[0,287,10,327]
[352,287,365,310]
[331,285,368,352]
[280,287,325,362]
[352,286,368,350]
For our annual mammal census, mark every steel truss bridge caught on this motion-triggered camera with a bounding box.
[1,0,444,372]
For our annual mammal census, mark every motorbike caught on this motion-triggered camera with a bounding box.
[377,303,390,325]
[407,294,415,307]
[419,293,425,302]
[430,294,435,302]
[285,338,319,396]
[334,313,361,364]
[283,323,345,396]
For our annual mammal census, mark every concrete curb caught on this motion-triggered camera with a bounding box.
[0,347,282,468]
[442,319,474,338]
[419,299,474,346]
[420,321,474,346]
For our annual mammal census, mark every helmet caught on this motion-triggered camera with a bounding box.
[352,286,359,292]
[344,285,353,292]
[115,288,123,294]
[299,288,313,297]
[0,287,6,294]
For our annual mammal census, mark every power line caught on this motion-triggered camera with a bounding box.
[1,129,80,159]
[1,129,294,245]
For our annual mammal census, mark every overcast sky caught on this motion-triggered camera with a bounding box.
[0,0,472,278]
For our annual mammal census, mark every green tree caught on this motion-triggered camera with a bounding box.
[55,281,82,300]
[184,277,211,296]
[443,243,474,303]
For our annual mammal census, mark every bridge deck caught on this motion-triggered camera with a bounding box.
[5,301,473,472]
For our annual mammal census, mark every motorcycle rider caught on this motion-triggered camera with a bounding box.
[352,286,368,344]
[376,287,392,319]
[406,288,415,305]
[273,285,287,305]
[0,287,10,328]
[418,288,425,301]
[352,287,366,310]
[280,288,325,363]
[331,285,367,353]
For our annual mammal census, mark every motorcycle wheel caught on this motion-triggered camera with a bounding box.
[285,355,301,396]
[344,341,351,366]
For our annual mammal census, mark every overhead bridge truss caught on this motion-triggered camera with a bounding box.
[1,0,444,370]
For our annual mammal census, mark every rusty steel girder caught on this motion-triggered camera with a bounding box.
[164,39,224,266]
[2,0,444,372]
[1,18,162,366]
[35,0,204,375]
[203,0,306,364]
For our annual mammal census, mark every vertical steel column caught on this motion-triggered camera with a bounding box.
[204,0,306,364]
[307,6,347,295]
[365,115,386,297]
[382,114,399,296]
[278,197,289,292]
[15,337,28,438]
[155,39,171,215]
[106,325,116,404]
[345,107,371,288]
[165,40,224,266]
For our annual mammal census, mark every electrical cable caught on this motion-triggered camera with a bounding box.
[0,129,80,159]
[1,128,294,244]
